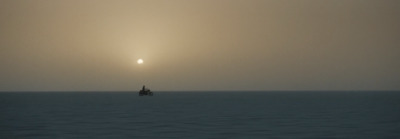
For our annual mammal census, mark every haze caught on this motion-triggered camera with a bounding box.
[1,0,399,91]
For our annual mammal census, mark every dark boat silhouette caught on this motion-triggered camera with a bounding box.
[139,85,153,96]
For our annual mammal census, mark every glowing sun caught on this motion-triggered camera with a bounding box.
[137,59,144,64]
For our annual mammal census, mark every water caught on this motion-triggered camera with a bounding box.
[1,91,399,138]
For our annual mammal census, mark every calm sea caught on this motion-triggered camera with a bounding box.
[1,91,399,138]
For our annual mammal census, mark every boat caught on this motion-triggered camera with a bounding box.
[139,85,153,96]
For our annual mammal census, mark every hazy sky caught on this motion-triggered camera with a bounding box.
[1,0,399,91]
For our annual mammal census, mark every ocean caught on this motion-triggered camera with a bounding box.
[0,91,399,138]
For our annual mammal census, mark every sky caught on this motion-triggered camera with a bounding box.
[1,0,399,91]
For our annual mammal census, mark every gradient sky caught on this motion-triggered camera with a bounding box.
[1,0,399,91]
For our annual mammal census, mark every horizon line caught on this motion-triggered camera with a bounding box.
[1,90,399,93]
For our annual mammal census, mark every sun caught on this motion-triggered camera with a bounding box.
[137,59,144,64]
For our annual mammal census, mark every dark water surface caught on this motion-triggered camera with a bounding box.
[1,91,399,138]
